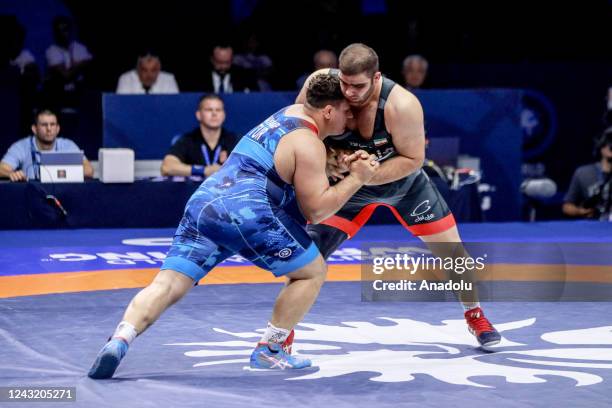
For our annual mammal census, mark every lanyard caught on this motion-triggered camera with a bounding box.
[201,144,221,166]
[30,136,57,179]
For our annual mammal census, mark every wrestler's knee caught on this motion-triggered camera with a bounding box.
[286,254,327,284]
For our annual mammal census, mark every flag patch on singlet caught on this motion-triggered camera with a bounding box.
[373,138,388,147]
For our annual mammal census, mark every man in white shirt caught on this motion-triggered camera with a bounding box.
[44,16,93,109]
[116,53,179,94]
[45,16,92,91]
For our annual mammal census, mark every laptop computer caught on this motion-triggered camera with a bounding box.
[39,151,84,183]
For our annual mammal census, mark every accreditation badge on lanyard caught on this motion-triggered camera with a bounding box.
[201,144,221,166]
[31,136,57,180]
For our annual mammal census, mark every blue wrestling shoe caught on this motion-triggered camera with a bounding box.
[465,307,501,347]
[250,342,311,369]
[88,338,128,379]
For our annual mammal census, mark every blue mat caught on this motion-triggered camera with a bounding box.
[1,221,611,277]
[1,221,611,407]
[1,282,612,407]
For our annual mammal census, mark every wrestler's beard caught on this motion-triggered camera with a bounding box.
[347,81,375,107]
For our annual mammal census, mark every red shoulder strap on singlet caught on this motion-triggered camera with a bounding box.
[302,120,319,136]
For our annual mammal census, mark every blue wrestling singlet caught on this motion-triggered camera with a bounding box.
[161,108,321,281]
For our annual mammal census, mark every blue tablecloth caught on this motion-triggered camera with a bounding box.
[0,179,200,229]
[0,178,480,230]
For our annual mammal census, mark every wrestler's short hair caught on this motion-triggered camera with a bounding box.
[339,43,379,77]
[306,74,344,108]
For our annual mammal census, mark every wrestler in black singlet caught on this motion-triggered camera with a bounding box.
[306,69,455,258]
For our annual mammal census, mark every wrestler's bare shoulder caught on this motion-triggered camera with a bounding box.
[386,85,422,115]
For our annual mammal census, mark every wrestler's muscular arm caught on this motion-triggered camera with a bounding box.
[276,130,378,224]
[366,88,425,185]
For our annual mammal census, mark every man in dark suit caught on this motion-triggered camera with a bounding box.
[201,45,258,93]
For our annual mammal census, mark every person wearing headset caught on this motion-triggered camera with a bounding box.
[0,108,93,182]
[563,127,612,221]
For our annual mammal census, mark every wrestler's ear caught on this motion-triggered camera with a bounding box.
[373,71,381,81]
[323,104,333,119]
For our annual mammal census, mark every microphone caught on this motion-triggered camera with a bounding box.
[46,194,68,217]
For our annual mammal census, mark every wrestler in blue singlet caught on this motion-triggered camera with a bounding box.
[161,107,321,281]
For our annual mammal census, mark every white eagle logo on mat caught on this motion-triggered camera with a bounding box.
[166,318,612,388]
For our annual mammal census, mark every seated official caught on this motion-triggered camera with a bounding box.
[563,128,612,221]
[0,109,93,182]
[116,52,179,94]
[161,94,238,177]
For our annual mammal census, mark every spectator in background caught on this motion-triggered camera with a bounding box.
[0,109,93,182]
[116,52,179,94]
[296,49,338,89]
[201,45,258,93]
[43,16,93,110]
[401,54,428,90]
[604,86,612,127]
[0,16,24,153]
[8,19,38,77]
[161,94,238,177]
[3,16,39,136]
[563,128,612,221]
[233,33,274,91]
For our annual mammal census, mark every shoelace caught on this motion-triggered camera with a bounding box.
[467,312,494,333]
